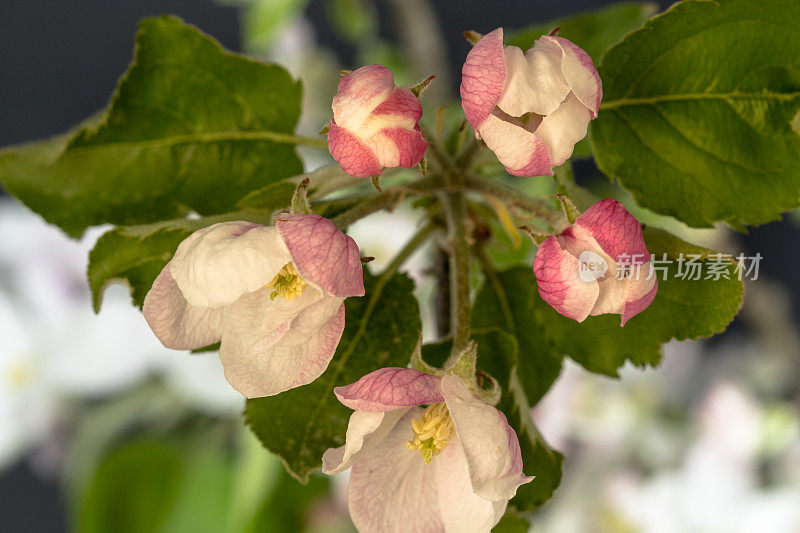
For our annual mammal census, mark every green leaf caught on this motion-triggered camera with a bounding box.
[591,0,800,228]
[245,272,421,481]
[0,15,303,237]
[482,228,743,377]
[420,330,564,512]
[506,1,658,62]
[492,511,530,533]
[235,180,297,210]
[87,209,273,312]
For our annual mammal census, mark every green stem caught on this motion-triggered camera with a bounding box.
[330,176,441,229]
[420,123,458,175]
[442,187,472,356]
[380,222,438,278]
[461,174,563,226]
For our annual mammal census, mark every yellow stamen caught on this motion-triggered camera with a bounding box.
[405,403,455,464]
[267,262,307,301]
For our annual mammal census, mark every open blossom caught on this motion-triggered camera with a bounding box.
[460,28,601,176]
[143,214,364,398]
[533,198,657,325]
[328,65,428,177]
[322,368,532,532]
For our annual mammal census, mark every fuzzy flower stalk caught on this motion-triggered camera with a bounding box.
[143,215,364,398]
[322,368,532,532]
[460,28,601,176]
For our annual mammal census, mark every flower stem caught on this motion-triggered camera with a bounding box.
[442,187,472,355]
[461,174,564,226]
[379,222,439,278]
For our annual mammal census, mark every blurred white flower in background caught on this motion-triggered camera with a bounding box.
[0,199,243,471]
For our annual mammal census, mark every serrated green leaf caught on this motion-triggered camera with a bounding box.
[0,15,303,237]
[591,0,800,228]
[245,272,421,481]
[88,209,272,312]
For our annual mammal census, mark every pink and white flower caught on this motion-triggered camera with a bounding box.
[328,65,428,177]
[143,214,364,398]
[533,198,657,325]
[460,28,601,177]
[322,368,532,532]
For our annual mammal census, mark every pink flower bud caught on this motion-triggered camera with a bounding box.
[328,65,428,177]
[532,199,657,325]
[460,29,602,176]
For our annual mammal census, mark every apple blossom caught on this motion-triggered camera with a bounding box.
[460,28,601,176]
[532,198,657,325]
[143,214,364,398]
[327,64,428,177]
[322,368,532,532]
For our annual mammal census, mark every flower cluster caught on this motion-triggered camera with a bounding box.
[141,29,658,532]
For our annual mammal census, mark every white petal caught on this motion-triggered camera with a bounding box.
[142,263,226,350]
[533,92,592,167]
[170,222,291,308]
[322,408,407,475]
[477,113,552,177]
[433,441,506,532]
[219,288,345,397]
[347,408,445,533]
[496,43,570,117]
[441,375,532,501]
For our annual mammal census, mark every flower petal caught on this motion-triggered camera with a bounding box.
[441,375,533,502]
[142,262,226,350]
[548,36,602,117]
[276,213,365,298]
[367,127,428,169]
[477,113,552,177]
[460,28,506,131]
[169,222,290,308]
[332,65,395,132]
[496,42,570,117]
[575,198,649,262]
[621,274,658,326]
[219,288,344,398]
[433,441,508,532]
[369,87,423,126]
[328,119,382,178]
[533,93,592,167]
[334,368,444,411]
[348,408,444,533]
[322,408,407,475]
[533,235,599,322]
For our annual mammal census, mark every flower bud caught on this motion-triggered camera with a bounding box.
[328,65,428,177]
[532,199,657,325]
[460,28,602,176]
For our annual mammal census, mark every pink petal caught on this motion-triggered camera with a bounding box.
[370,87,423,124]
[533,92,593,167]
[332,65,395,132]
[367,127,428,169]
[276,213,365,298]
[327,119,382,178]
[334,368,444,412]
[496,42,570,117]
[533,235,599,322]
[548,36,603,117]
[347,408,445,533]
[219,290,344,398]
[460,28,506,131]
[169,222,292,308]
[477,113,552,177]
[322,408,407,475]
[142,263,226,350]
[433,441,508,531]
[441,375,533,501]
[576,198,649,263]
[621,276,658,326]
